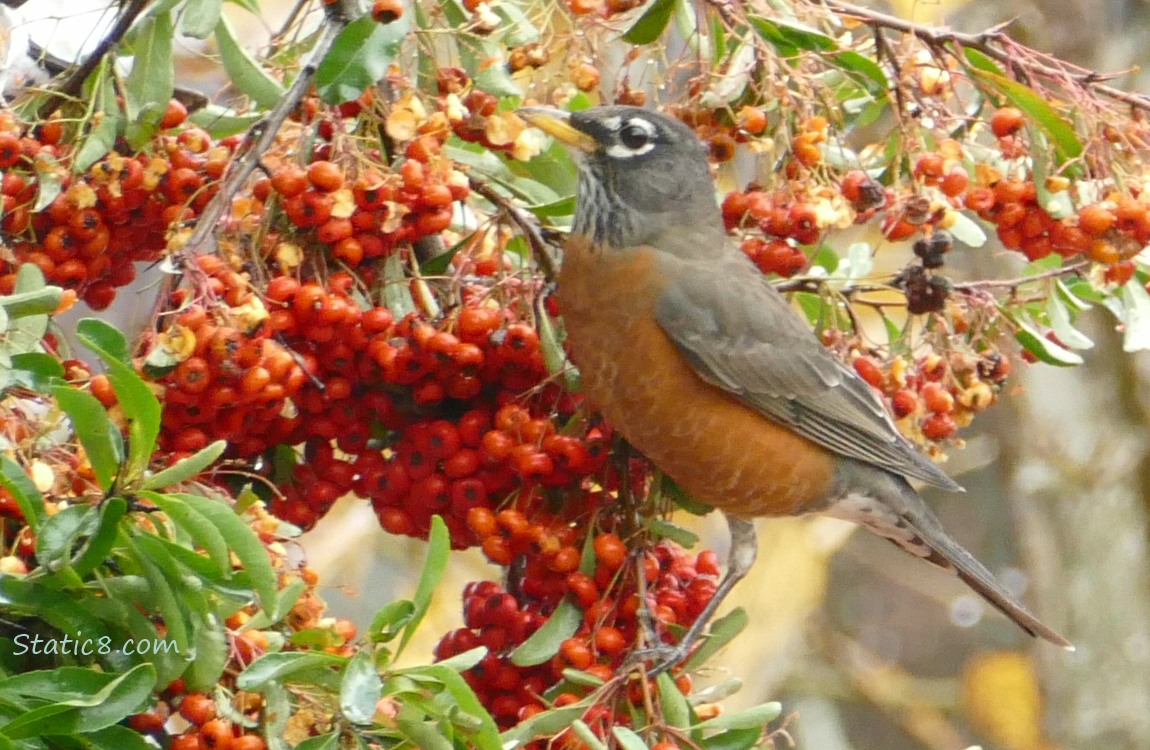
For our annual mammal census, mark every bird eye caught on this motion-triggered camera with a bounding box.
[618,122,652,150]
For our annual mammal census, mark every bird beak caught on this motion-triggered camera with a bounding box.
[517,107,598,153]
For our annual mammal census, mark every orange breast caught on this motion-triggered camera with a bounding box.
[558,238,836,517]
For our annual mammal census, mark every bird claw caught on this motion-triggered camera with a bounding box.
[623,642,691,677]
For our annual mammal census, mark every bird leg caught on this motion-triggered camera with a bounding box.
[631,513,758,676]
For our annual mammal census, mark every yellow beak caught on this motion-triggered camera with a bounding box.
[517,107,599,153]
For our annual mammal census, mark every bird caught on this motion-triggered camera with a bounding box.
[517,104,1072,666]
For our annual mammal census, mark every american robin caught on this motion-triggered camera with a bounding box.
[518,104,1072,662]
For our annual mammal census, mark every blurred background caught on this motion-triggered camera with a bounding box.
[7,0,1150,748]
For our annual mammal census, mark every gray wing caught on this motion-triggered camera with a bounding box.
[654,257,961,491]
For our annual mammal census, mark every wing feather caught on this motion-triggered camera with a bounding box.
[654,256,961,491]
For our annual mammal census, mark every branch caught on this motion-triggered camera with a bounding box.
[953,259,1089,291]
[819,0,1150,113]
[467,176,561,282]
[34,0,149,120]
[179,9,351,268]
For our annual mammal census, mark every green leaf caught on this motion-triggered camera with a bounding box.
[174,493,279,616]
[125,11,175,121]
[1120,282,1150,352]
[622,0,676,44]
[611,726,648,750]
[141,440,226,490]
[368,600,415,643]
[76,319,162,483]
[962,47,1005,75]
[124,534,192,653]
[399,515,450,654]
[698,727,763,750]
[749,16,835,52]
[52,386,123,492]
[415,666,501,750]
[433,646,486,672]
[9,352,65,391]
[0,456,43,533]
[35,505,99,572]
[70,498,127,578]
[968,68,1083,167]
[188,105,263,138]
[494,1,540,46]
[139,492,231,577]
[510,597,581,666]
[648,518,699,548]
[179,0,223,38]
[185,605,230,691]
[658,473,713,515]
[657,671,691,728]
[683,607,748,671]
[75,63,123,172]
[31,154,64,213]
[1011,315,1083,366]
[215,16,285,108]
[571,720,608,750]
[696,702,781,730]
[294,734,341,750]
[1046,292,1093,350]
[340,651,382,726]
[501,704,587,746]
[236,652,345,691]
[84,724,155,750]
[382,253,417,320]
[831,50,888,90]
[316,16,409,104]
[0,287,62,319]
[0,663,154,738]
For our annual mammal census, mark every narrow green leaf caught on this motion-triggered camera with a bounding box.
[396,713,454,750]
[1046,292,1093,350]
[659,473,713,515]
[510,597,581,666]
[963,47,1005,75]
[293,733,340,750]
[0,663,154,738]
[139,492,231,576]
[1011,316,1083,366]
[657,671,691,728]
[215,16,285,108]
[235,652,345,691]
[340,651,383,726]
[698,727,763,750]
[0,455,44,532]
[52,386,123,492]
[0,287,62,319]
[141,440,226,490]
[696,702,781,730]
[83,724,155,750]
[0,666,118,701]
[433,646,486,672]
[501,704,587,746]
[611,726,649,750]
[316,16,409,104]
[179,0,223,38]
[31,154,64,213]
[35,505,99,571]
[683,607,748,671]
[174,493,279,616]
[185,606,230,692]
[969,68,1083,166]
[77,319,161,483]
[648,518,699,548]
[571,720,609,750]
[70,498,127,578]
[125,534,192,653]
[9,352,65,391]
[749,16,835,51]
[831,50,888,90]
[622,0,676,44]
[382,253,417,319]
[416,665,502,750]
[399,515,450,653]
[1120,282,1150,352]
[368,600,415,643]
[125,11,175,120]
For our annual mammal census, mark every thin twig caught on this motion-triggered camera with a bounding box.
[467,176,561,282]
[819,0,1150,113]
[952,259,1089,290]
[180,13,350,266]
[34,0,149,120]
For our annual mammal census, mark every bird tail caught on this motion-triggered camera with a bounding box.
[827,471,1072,649]
[896,488,1073,650]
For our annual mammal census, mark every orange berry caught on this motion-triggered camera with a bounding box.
[920,382,955,414]
[593,533,626,571]
[990,106,1025,138]
[1078,204,1116,237]
[307,160,344,192]
[372,0,404,22]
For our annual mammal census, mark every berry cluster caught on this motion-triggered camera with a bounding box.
[0,103,230,308]
[434,535,718,738]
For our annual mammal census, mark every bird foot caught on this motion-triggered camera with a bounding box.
[624,641,692,678]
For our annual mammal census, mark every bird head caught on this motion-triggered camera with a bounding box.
[518,105,726,253]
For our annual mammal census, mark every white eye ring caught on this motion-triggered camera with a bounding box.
[605,117,657,158]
